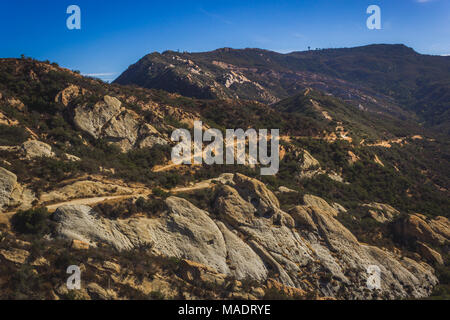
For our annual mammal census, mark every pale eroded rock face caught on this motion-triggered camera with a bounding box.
[0,167,35,212]
[51,174,439,299]
[0,167,17,210]
[72,95,168,151]
[51,198,268,281]
[73,95,124,140]
[52,205,137,250]
[363,202,400,223]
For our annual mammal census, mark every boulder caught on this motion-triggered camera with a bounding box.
[55,85,85,107]
[0,248,30,264]
[363,203,400,223]
[278,186,296,193]
[138,135,168,149]
[0,167,17,210]
[304,194,339,217]
[417,242,444,265]
[73,95,123,139]
[86,283,117,300]
[288,206,317,231]
[395,214,449,246]
[233,173,280,213]
[71,239,90,250]
[63,153,81,162]
[301,150,320,170]
[0,167,34,212]
[21,140,55,159]
[6,97,25,111]
[102,110,140,151]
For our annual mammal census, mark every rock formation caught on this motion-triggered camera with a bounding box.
[51,173,439,299]
[0,167,35,212]
[72,95,168,151]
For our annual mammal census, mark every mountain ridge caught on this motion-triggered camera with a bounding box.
[0,56,448,300]
[114,44,449,134]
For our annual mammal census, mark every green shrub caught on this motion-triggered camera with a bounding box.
[11,207,51,235]
[152,187,169,199]
[0,124,29,146]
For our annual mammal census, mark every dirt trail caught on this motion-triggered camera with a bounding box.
[171,173,234,194]
[0,193,149,227]
[152,153,203,173]
[153,162,182,172]
[170,180,213,193]
[0,173,232,227]
[45,194,149,212]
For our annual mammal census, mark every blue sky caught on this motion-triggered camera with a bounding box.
[1,0,449,81]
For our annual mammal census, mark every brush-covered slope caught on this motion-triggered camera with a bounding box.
[0,57,449,300]
[115,44,450,133]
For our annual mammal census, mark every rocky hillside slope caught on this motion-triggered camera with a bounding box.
[114,44,450,132]
[49,173,444,299]
[0,57,449,300]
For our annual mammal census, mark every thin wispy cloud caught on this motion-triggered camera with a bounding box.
[82,73,117,77]
[82,72,118,83]
[292,33,306,39]
[199,8,233,25]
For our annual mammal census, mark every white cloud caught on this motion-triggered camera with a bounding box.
[82,73,117,77]
[81,72,118,83]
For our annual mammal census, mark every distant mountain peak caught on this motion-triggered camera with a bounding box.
[114,44,449,132]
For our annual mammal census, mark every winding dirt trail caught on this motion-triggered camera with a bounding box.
[0,173,232,227]
[0,193,149,227]
[44,194,149,212]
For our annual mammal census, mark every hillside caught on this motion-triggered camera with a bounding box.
[0,57,449,300]
[114,44,450,133]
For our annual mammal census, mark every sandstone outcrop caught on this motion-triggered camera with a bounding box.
[20,140,55,159]
[417,242,444,265]
[55,85,87,107]
[0,248,30,264]
[363,202,400,223]
[0,167,17,210]
[298,150,345,183]
[51,197,269,282]
[395,214,449,246]
[72,95,168,151]
[51,173,439,299]
[301,150,320,170]
[0,167,35,212]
